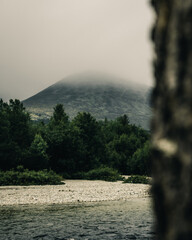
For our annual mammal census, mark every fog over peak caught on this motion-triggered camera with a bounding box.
[0,0,154,102]
[55,71,150,90]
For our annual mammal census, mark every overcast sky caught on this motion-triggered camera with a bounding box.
[0,0,154,102]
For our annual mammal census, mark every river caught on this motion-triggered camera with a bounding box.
[0,198,155,240]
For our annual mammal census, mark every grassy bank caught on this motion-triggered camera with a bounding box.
[0,166,151,186]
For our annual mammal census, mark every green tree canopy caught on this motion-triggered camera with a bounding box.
[0,99,33,170]
[26,134,49,170]
[50,104,69,126]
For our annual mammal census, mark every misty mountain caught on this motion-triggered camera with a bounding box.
[23,72,151,129]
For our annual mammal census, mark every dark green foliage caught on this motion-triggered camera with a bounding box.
[104,115,150,174]
[46,125,78,174]
[26,134,49,170]
[0,99,33,170]
[128,141,151,175]
[0,166,63,186]
[123,175,150,184]
[71,112,106,172]
[8,99,32,148]
[45,106,78,174]
[0,99,151,182]
[84,167,123,182]
[50,104,69,126]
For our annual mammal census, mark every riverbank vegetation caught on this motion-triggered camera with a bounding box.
[0,99,151,185]
[123,175,151,184]
[83,167,123,182]
[0,166,63,186]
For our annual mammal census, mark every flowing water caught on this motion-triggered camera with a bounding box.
[0,198,155,240]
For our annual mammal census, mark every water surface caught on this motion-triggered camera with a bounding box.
[0,198,155,240]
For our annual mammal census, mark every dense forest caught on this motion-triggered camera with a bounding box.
[0,99,151,179]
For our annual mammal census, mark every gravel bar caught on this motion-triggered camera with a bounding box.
[0,180,151,206]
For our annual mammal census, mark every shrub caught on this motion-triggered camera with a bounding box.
[123,175,150,184]
[84,166,123,182]
[70,172,86,179]
[128,141,151,176]
[0,167,63,186]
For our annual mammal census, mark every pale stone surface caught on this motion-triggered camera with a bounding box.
[0,180,150,206]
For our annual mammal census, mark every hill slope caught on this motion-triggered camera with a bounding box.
[23,72,151,129]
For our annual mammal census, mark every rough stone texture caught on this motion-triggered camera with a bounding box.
[151,0,192,239]
[0,180,150,206]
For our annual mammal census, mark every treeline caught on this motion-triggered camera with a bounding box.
[0,99,151,177]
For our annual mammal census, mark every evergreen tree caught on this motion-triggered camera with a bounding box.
[71,112,105,172]
[128,140,151,175]
[0,99,33,170]
[50,104,69,126]
[0,100,13,170]
[8,99,32,148]
[26,134,49,170]
[46,104,76,174]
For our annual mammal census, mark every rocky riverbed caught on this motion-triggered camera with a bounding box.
[0,180,150,206]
